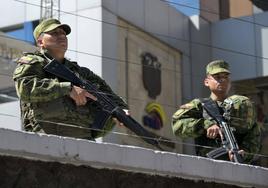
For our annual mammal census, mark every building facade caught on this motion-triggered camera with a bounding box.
[1,0,268,165]
[0,0,186,153]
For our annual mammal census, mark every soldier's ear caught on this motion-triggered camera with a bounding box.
[204,77,209,87]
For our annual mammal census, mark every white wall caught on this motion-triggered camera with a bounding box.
[0,0,40,27]
[103,0,190,54]
[189,16,211,99]
[101,8,118,89]
[0,101,21,130]
[211,12,268,81]
[255,12,268,77]
[62,0,103,77]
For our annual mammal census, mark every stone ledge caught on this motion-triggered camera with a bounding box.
[0,128,267,188]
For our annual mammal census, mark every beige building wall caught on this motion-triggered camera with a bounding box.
[200,0,253,22]
[228,0,253,18]
[117,19,182,152]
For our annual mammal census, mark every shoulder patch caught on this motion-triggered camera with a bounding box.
[180,103,194,109]
[17,54,44,65]
[13,65,25,76]
[17,56,35,64]
[228,95,249,103]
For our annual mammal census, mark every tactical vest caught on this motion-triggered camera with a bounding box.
[195,97,247,157]
[195,98,223,156]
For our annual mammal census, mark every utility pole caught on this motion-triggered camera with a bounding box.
[40,0,60,21]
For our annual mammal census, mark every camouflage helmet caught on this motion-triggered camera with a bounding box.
[206,60,230,75]
[33,18,71,41]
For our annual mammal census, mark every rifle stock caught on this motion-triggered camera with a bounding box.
[44,59,174,150]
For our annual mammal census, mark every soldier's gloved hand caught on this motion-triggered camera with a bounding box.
[206,124,223,139]
[70,85,97,106]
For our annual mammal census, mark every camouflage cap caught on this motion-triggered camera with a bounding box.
[206,60,230,75]
[33,18,71,41]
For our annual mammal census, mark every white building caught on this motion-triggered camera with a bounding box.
[0,0,268,165]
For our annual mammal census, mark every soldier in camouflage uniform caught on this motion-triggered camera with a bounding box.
[13,18,128,140]
[172,60,260,163]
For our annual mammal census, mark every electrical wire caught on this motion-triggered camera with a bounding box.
[0,112,266,162]
[162,0,268,27]
[0,0,267,166]
[12,0,268,62]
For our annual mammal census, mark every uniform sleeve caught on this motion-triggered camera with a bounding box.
[79,67,128,109]
[172,99,217,138]
[92,117,115,138]
[13,58,72,103]
[228,95,261,162]
[235,97,261,160]
[241,122,261,162]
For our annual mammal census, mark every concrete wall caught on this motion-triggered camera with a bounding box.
[188,16,211,99]
[0,155,245,188]
[102,8,118,90]
[0,101,21,130]
[113,19,182,152]
[101,0,211,101]
[0,128,267,188]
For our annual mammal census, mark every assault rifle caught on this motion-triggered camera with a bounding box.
[44,59,174,150]
[201,98,243,163]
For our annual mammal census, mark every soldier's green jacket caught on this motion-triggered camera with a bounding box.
[172,95,261,163]
[13,51,128,139]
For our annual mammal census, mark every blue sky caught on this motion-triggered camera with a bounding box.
[168,0,200,16]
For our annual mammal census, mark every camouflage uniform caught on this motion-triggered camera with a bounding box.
[172,60,261,163]
[13,50,127,139]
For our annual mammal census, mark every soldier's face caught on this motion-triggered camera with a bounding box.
[204,72,231,95]
[38,27,68,54]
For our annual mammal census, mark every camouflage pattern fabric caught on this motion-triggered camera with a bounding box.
[33,18,71,41]
[172,95,261,163]
[13,51,127,139]
[206,59,230,75]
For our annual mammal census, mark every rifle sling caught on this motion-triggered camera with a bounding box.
[200,98,223,123]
